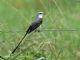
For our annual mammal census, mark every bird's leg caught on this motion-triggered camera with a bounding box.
[35,29,41,32]
[35,26,42,32]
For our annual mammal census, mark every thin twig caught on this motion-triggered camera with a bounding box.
[52,0,65,18]
[0,29,80,33]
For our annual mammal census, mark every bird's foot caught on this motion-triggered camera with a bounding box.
[35,29,41,32]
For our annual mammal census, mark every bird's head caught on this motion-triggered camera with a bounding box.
[37,12,44,18]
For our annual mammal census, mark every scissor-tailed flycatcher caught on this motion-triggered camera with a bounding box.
[11,12,44,54]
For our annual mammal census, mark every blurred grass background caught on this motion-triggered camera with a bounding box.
[0,0,80,60]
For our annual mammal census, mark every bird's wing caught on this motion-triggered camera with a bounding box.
[26,20,42,34]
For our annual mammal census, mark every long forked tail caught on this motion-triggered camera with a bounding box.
[11,32,28,54]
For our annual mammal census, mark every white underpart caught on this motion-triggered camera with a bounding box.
[38,14,43,18]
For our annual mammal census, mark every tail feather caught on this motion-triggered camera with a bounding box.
[11,32,28,54]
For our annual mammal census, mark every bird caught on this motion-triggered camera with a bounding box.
[11,12,44,54]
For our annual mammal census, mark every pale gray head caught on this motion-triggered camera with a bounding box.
[37,12,44,18]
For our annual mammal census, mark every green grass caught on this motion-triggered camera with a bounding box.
[0,0,80,60]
